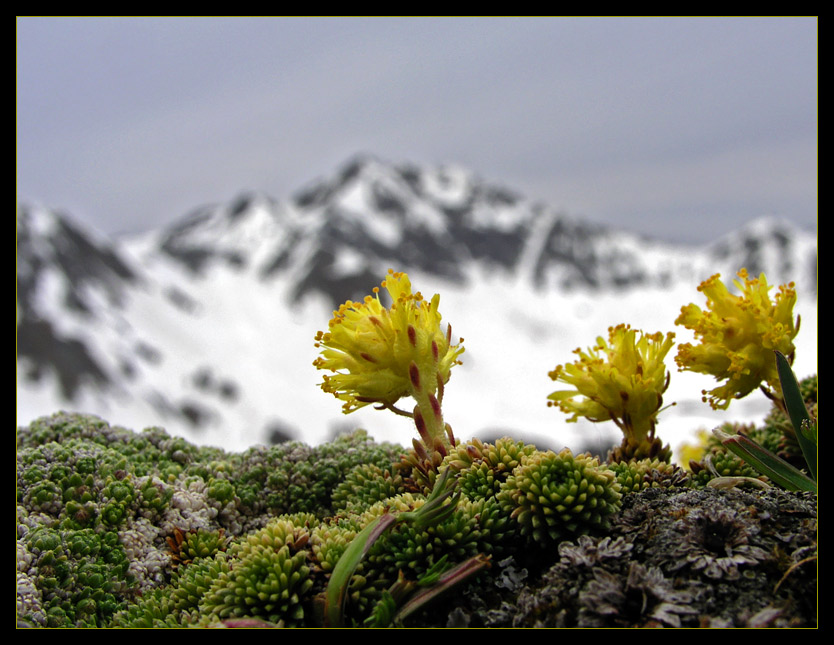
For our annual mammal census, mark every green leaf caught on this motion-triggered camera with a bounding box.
[394,554,491,624]
[323,512,398,627]
[774,351,817,481]
[322,467,460,627]
[713,427,816,493]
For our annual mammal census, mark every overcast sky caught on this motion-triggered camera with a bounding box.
[17,17,817,244]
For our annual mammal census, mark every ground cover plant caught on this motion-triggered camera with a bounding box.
[17,269,817,627]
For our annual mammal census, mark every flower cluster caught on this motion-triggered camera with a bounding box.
[314,269,463,414]
[314,270,464,472]
[675,269,799,409]
[548,324,676,460]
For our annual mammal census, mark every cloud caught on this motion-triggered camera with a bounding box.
[17,17,817,242]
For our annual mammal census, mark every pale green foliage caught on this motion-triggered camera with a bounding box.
[17,406,813,627]
[498,449,623,545]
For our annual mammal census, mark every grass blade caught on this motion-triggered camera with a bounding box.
[774,351,817,482]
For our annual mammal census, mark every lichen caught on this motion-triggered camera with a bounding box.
[16,412,817,627]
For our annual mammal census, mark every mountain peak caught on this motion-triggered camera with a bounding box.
[705,216,817,295]
[130,156,818,303]
[17,156,817,451]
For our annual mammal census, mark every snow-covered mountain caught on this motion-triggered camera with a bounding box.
[17,155,817,454]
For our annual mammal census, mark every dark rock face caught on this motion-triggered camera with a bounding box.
[17,206,138,315]
[151,155,818,306]
[16,317,111,398]
[16,205,140,397]
[16,155,817,442]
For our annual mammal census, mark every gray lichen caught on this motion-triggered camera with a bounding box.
[504,487,817,628]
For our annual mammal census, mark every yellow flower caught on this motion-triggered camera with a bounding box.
[674,269,799,410]
[313,269,464,415]
[677,428,712,470]
[548,324,676,453]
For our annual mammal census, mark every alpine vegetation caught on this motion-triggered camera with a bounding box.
[17,268,816,627]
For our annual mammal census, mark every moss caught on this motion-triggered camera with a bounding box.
[331,463,405,514]
[16,412,817,628]
[198,518,314,626]
[498,449,622,545]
